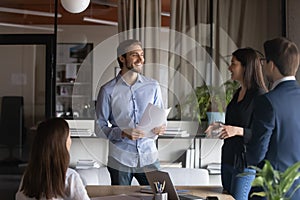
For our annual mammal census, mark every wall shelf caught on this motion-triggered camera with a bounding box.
[56,43,94,119]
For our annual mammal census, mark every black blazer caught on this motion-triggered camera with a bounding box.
[222,87,265,167]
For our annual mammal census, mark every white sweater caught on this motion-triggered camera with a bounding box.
[16,168,90,200]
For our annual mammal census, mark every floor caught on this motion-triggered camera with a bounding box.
[0,143,29,200]
[0,161,24,200]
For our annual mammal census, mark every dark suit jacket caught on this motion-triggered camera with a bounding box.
[247,80,300,200]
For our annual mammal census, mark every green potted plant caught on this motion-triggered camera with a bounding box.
[181,80,239,124]
[245,160,300,200]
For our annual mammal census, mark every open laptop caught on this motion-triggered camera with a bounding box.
[145,170,205,200]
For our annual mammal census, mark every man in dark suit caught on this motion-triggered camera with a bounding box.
[246,37,300,200]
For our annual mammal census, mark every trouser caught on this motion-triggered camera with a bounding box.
[107,157,160,185]
[221,163,255,200]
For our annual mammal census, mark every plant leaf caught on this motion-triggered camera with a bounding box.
[281,162,300,193]
[250,191,266,198]
[250,160,300,199]
[251,177,264,187]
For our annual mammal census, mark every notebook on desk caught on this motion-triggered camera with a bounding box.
[145,170,205,200]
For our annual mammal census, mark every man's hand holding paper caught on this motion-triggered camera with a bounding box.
[152,125,167,136]
[137,103,171,138]
[121,128,145,140]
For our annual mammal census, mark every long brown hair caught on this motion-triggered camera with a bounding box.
[232,48,267,91]
[21,118,70,199]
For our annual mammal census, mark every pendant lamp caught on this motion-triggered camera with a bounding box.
[61,0,90,14]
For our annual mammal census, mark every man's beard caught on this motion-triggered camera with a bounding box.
[126,65,141,73]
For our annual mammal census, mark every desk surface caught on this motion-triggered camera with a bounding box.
[86,185,234,200]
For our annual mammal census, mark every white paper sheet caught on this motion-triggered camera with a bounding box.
[137,103,171,138]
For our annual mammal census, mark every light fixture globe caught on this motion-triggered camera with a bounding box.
[61,0,90,14]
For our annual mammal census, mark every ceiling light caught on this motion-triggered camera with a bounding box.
[0,7,62,18]
[0,22,63,31]
[161,12,170,17]
[61,0,90,14]
[83,17,118,26]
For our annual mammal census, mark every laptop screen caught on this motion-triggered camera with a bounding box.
[145,170,205,200]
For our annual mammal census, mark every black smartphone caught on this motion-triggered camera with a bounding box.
[206,196,219,200]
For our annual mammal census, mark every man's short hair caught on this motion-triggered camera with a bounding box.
[117,39,142,68]
[117,39,142,57]
[264,37,300,76]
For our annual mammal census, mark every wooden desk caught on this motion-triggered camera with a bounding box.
[86,185,234,200]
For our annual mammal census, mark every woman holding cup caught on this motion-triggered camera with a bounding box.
[205,48,267,200]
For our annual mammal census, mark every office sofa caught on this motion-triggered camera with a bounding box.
[76,166,210,186]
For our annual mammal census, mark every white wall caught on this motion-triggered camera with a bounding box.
[69,120,222,168]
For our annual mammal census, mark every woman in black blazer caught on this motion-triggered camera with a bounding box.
[207,48,267,200]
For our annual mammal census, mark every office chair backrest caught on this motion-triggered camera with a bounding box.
[0,96,24,147]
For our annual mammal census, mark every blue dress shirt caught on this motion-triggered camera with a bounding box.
[96,73,164,167]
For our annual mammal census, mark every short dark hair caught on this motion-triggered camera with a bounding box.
[117,39,143,68]
[264,37,300,76]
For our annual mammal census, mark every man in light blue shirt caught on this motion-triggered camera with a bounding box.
[96,39,166,185]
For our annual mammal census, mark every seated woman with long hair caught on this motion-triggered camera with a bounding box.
[16,117,90,200]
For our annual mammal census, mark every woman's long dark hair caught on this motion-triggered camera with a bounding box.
[21,118,70,199]
[233,48,267,91]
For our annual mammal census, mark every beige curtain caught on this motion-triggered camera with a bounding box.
[215,0,282,76]
[168,0,214,119]
[117,0,162,80]
[168,0,282,119]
